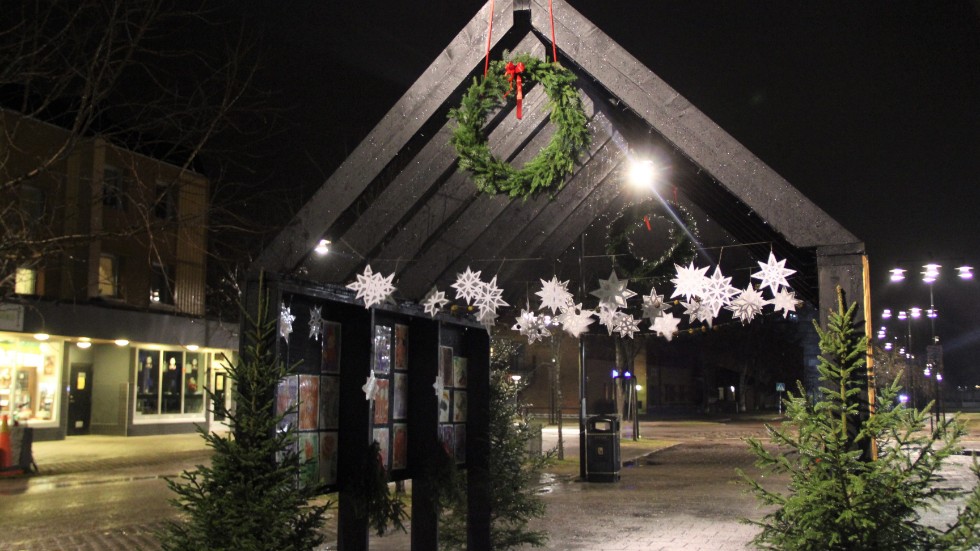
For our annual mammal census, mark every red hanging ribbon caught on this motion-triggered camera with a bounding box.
[644,215,652,231]
[504,61,525,120]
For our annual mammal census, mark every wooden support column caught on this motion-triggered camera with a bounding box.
[409,318,441,551]
[464,328,491,551]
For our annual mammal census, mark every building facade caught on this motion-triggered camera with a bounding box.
[1,110,237,440]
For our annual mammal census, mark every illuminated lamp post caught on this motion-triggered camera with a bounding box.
[892,262,973,413]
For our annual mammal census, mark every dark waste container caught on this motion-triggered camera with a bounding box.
[585,415,620,482]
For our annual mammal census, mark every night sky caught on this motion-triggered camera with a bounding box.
[230,2,980,382]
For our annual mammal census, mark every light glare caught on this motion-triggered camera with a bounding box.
[314,239,331,255]
[889,268,906,282]
[628,159,657,189]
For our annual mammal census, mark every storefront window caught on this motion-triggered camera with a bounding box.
[184,353,204,414]
[135,348,212,419]
[0,334,63,428]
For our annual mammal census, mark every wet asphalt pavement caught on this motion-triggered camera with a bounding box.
[1,418,977,550]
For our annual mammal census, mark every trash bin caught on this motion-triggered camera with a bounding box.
[586,415,620,482]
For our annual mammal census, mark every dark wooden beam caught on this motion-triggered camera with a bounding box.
[424,108,613,296]
[312,36,548,284]
[252,1,516,276]
[529,0,860,250]
[395,122,559,298]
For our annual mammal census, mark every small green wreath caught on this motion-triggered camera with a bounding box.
[450,52,591,199]
[606,200,699,292]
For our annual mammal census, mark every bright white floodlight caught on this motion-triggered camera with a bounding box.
[628,158,658,190]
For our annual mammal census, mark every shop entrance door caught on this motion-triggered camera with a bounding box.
[212,372,227,421]
[67,364,93,435]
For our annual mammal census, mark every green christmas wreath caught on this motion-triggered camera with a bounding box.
[449,52,591,199]
[606,200,699,292]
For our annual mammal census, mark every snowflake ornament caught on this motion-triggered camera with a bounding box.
[346,264,396,309]
[700,267,740,318]
[536,276,574,314]
[308,306,324,341]
[476,308,499,331]
[671,262,710,300]
[473,276,508,318]
[556,303,595,338]
[651,312,682,342]
[590,271,637,309]
[751,252,796,294]
[279,304,296,343]
[422,287,450,317]
[452,267,483,305]
[771,288,799,318]
[433,375,444,398]
[613,314,642,339]
[641,288,670,323]
[512,308,551,344]
[681,298,715,326]
[362,371,379,401]
[728,286,767,323]
[595,303,621,335]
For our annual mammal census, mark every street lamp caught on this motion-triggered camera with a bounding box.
[882,307,924,407]
[889,261,973,409]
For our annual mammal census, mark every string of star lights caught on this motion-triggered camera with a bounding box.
[335,250,800,345]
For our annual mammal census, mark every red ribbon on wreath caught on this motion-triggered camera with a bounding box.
[504,61,525,119]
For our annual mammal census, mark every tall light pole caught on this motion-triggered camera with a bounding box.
[882,306,923,406]
[890,262,973,421]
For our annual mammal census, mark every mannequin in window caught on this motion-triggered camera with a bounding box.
[141,355,154,394]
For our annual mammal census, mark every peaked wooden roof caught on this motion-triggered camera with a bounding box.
[253,0,862,307]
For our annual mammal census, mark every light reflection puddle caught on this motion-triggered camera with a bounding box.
[0,473,174,495]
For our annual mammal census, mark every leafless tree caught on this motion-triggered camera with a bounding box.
[0,0,270,313]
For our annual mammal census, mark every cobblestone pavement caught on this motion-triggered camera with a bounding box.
[2,419,978,550]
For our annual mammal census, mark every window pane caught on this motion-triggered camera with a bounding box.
[102,166,126,210]
[154,183,177,220]
[150,264,174,304]
[14,268,36,294]
[136,350,160,415]
[98,255,117,296]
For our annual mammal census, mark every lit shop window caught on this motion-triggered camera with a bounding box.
[135,349,205,417]
[0,336,62,428]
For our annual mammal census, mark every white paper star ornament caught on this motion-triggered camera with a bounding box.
[751,252,796,294]
[536,276,574,314]
[279,305,296,343]
[308,306,324,341]
[701,267,739,318]
[771,288,799,318]
[556,304,595,338]
[346,264,396,309]
[590,271,636,309]
[651,312,681,341]
[362,371,379,401]
[641,288,669,323]
[473,276,508,317]
[728,286,767,323]
[671,262,709,300]
[452,267,483,305]
[613,314,642,339]
[422,287,450,317]
[512,309,551,343]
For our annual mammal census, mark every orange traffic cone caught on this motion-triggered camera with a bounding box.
[0,415,10,469]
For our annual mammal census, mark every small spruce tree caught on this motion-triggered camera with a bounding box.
[439,366,554,550]
[740,288,980,550]
[158,286,329,551]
